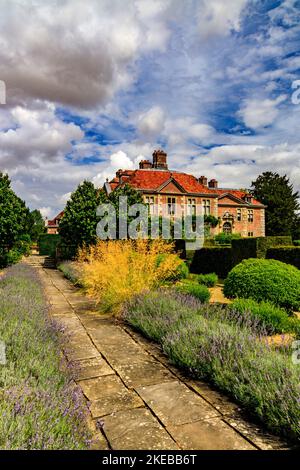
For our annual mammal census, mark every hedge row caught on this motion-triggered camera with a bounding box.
[38,234,61,257]
[185,236,296,279]
[187,247,233,279]
[266,247,300,270]
[231,236,292,266]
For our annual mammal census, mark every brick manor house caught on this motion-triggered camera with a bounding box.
[104,149,266,237]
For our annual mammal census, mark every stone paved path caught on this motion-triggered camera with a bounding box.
[26,256,294,451]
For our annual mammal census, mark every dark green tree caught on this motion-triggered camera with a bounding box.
[108,183,144,208]
[0,172,30,249]
[108,183,145,238]
[59,181,106,248]
[251,172,300,236]
[28,209,46,242]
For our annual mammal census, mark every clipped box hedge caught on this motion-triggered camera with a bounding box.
[188,247,233,279]
[38,234,61,257]
[56,243,78,261]
[232,236,292,266]
[266,247,300,270]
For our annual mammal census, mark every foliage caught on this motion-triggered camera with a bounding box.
[28,209,46,242]
[188,247,233,279]
[124,290,300,441]
[266,247,300,270]
[231,236,292,266]
[197,272,218,287]
[176,281,210,303]
[0,173,31,252]
[214,232,241,245]
[0,264,90,449]
[58,261,83,286]
[56,243,78,261]
[38,234,61,257]
[5,248,23,265]
[123,289,201,342]
[59,181,105,249]
[251,172,300,236]
[156,253,189,281]
[231,298,300,336]
[224,258,300,311]
[77,239,183,314]
[204,215,219,228]
[294,240,300,246]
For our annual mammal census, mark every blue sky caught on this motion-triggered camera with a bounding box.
[0,0,299,217]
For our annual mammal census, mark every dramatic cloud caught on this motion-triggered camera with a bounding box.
[0,0,172,109]
[0,0,299,217]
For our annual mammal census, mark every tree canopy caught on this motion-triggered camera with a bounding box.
[251,172,300,237]
[59,180,105,248]
[28,209,46,242]
[0,172,30,249]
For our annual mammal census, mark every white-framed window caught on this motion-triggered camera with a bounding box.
[187,198,196,215]
[167,197,176,215]
[248,209,253,222]
[145,196,155,214]
[237,208,242,221]
[248,231,254,237]
[202,199,211,215]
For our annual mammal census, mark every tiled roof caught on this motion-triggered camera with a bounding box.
[108,169,264,206]
[47,210,64,227]
[110,170,215,195]
[212,189,263,206]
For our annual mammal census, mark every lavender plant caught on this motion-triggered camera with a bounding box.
[0,264,90,449]
[124,289,300,441]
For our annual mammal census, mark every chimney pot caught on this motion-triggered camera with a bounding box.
[152,149,168,170]
[139,159,152,169]
[199,176,208,186]
[208,179,218,189]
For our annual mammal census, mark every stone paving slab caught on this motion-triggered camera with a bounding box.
[167,418,255,450]
[136,380,219,426]
[102,408,179,450]
[79,375,143,418]
[65,340,100,361]
[115,360,176,389]
[222,416,295,450]
[74,357,114,381]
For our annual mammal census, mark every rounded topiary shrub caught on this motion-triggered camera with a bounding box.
[224,258,300,311]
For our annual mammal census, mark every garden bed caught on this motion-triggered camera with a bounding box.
[0,264,90,449]
[123,289,300,442]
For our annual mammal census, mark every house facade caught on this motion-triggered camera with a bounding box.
[46,211,64,234]
[105,149,266,237]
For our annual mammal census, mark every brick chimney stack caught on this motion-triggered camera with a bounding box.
[152,149,168,170]
[208,179,218,189]
[199,176,208,186]
[139,159,152,169]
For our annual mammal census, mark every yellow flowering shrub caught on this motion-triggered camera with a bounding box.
[77,239,184,314]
